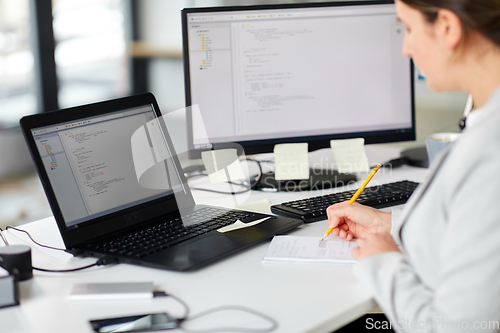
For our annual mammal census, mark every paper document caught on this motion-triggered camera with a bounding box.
[274,143,310,180]
[263,236,357,264]
[330,138,370,173]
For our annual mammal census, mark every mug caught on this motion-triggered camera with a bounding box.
[425,132,460,166]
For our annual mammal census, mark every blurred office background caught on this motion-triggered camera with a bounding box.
[0,0,467,228]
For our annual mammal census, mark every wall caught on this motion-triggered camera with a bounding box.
[0,128,35,179]
[397,77,468,149]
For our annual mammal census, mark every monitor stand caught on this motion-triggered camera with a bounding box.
[254,168,357,192]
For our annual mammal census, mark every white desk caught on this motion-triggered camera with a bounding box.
[0,146,428,333]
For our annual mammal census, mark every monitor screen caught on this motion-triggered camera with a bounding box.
[182,0,415,159]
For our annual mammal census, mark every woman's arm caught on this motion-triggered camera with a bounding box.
[353,155,500,332]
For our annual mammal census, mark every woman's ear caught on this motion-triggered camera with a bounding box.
[435,9,463,50]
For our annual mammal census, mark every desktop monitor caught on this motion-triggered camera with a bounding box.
[181,0,415,180]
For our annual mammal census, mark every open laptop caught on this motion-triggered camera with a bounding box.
[20,93,302,271]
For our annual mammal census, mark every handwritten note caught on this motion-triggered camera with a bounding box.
[274,143,310,180]
[330,138,370,173]
[263,236,356,264]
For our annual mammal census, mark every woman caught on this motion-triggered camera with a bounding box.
[327,0,500,331]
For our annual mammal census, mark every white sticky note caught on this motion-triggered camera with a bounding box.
[274,143,310,180]
[201,149,245,183]
[217,217,271,233]
[330,138,370,173]
[236,199,272,214]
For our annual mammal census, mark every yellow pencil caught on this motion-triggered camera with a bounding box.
[321,164,381,241]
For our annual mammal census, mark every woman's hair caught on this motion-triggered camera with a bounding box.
[400,0,500,47]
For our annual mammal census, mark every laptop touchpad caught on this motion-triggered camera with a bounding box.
[184,233,248,259]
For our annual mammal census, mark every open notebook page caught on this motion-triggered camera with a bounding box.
[263,236,357,264]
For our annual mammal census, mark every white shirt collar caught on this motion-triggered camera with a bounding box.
[465,108,481,129]
[464,85,500,130]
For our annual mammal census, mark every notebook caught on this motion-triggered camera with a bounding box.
[20,93,302,271]
[263,236,356,264]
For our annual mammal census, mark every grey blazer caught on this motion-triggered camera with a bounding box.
[353,87,500,332]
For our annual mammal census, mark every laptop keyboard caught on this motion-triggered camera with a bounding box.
[89,208,251,258]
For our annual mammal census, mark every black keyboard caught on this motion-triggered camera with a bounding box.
[87,208,252,259]
[271,180,419,223]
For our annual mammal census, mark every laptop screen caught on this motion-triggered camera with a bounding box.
[30,104,181,230]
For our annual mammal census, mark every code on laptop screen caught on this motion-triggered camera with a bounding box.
[31,106,178,229]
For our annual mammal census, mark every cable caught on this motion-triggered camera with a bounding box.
[245,158,263,190]
[153,292,190,323]
[187,171,250,189]
[169,293,190,322]
[5,226,119,273]
[0,227,9,246]
[190,186,251,195]
[158,293,277,332]
[33,263,97,272]
[188,170,251,194]
[6,226,66,251]
[6,224,275,330]
[190,158,263,195]
[32,256,119,273]
[179,305,278,333]
[185,172,208,180]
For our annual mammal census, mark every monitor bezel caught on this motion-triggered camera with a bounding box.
[182,0,415,159]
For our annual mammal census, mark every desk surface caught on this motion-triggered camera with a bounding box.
[1,146,428,333]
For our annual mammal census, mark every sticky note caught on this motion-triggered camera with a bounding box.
[274,143,309,180]
[217,217,271,233]
[201,149,245,183]
[330,138,370,173]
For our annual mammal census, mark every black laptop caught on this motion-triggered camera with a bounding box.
[20,93,302,271]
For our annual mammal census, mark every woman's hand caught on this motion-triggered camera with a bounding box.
[352,232,401,260]
[325,201,392,241]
